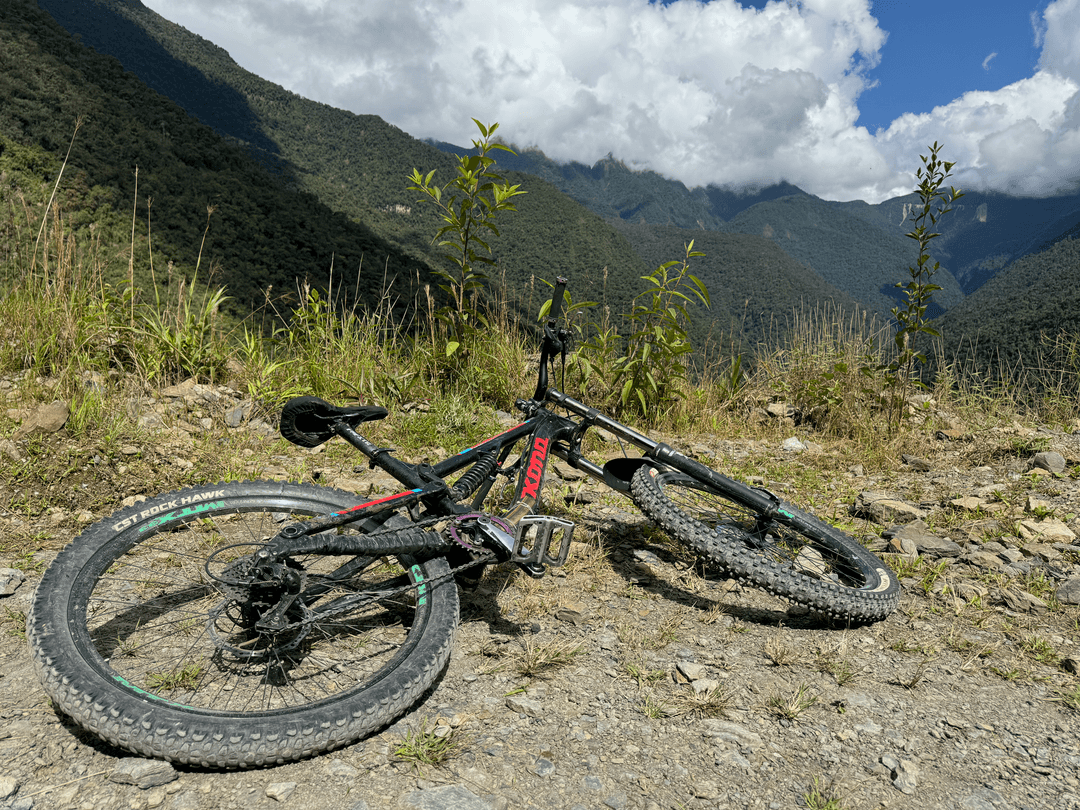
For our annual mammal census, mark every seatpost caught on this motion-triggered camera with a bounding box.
[533,276,568,402]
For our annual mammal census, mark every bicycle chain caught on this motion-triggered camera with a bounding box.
[221,515,497,637]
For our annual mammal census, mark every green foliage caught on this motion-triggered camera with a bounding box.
[611,221,865,364]
[408,120,525,366]
[393,718,468,770]
[803,777,846,810]
[937,238,1080,410]
[615,242,710,419]
[0,0,430,320]
[865,143,962,428]
[134,275,229,383]
[728,194,965,319]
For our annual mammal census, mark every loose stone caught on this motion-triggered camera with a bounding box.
[265,782,297,802]
[108,759,179,789]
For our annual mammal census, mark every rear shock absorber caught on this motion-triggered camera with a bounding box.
[450,450,500,502]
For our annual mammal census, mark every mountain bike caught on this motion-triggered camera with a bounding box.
[27,278,899,768]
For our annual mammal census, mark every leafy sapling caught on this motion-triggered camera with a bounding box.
[866,142,962,428]
[408,120,525,366]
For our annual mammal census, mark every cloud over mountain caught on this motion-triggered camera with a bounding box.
[152,0,1080,202]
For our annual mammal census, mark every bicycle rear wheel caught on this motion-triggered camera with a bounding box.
[27,481,459,767]
[630,466,898,621]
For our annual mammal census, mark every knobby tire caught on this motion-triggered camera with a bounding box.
[27,481,459,768]
[630,467,899,621]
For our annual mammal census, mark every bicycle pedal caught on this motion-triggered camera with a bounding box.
[512,515,574,568]
[517,561,547,579]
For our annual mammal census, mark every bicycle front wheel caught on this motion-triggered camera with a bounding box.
[27,481,459,767]
[630,466,898,621]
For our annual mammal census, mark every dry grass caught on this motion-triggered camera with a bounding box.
[513,638,584,679]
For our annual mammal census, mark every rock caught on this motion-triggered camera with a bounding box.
[1032,451,1066,474]
[692,678,720,695]
[531,757,556,777]
[553,460,586,481]
[781,437,806,452]
[0,775,18,800]
[963,551,1004,571]
[1018,518,1075,543]
[1020,543,1060,562]
[901,454,932,472]
[891,759,919,794]
[506,695,544,717]
[265,782,297,802]
[0,439,23,462]
[328,759,360,779]
[795,545,830,575]
[960,787,1011,810]
[555,608,585,625]
[160,379,197,399]
[854,492,925,524]
[935,428,966,441]
[677,662,706,681]
[997,587,1048,614]
[0,569,26,597]
[404,784,493,810]
[999,547,1024,564]
[1026,496,1053,513]
[954,582,988,602]
[224,405,246,428]
[765,402,796,419]
[700,720,764,751]
[12,401,69,440]
[1056,578,1080,605]
[887,536,918,559]
[949,496,987,512]
[109,759,179,789]
[884,519,962,558]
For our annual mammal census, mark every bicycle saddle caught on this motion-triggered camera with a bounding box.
[279,396,388,447]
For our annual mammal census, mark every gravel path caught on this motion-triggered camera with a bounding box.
[2,396,1079,810]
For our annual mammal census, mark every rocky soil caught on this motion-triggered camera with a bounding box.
[2,377,1080,810]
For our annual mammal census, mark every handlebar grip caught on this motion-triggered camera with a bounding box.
[549,276,568,322]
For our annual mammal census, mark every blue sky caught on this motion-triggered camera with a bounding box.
[143,0,1080,202]
[842,1,1046,133]
[735,0,1047,132]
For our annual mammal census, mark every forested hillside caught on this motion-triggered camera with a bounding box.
[3,0,437,317]
[34,0,651,321]
[24,0,1080,374]
[444,144,808,229]
[936,237,1080,378]
[613,222,865,356]
[726,194,965,319]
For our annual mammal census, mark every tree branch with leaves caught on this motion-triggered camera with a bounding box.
[407,120,525,364]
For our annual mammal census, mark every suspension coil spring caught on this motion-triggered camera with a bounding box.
[450,450,499,501]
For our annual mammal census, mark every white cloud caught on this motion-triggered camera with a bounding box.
[982,52,998,71]
[1040,0,1080,82]
[150,0,1080,202]
[876,0,1080,199]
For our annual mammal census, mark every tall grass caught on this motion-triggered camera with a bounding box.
[2,162,1076,444]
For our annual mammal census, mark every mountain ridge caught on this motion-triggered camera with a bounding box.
[25,0,1080,369]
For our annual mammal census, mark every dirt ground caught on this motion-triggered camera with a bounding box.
[2,388,1079,810]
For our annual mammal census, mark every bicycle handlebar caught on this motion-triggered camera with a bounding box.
[532,276,569,403]
[548,276,568,323]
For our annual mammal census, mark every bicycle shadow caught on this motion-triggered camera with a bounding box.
[457,510,855,635]
[587,516,828,629]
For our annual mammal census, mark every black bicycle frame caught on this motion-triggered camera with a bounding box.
[264,275,779,562]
